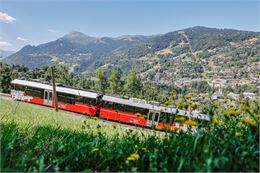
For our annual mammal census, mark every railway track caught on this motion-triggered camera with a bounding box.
[0,92,165,134]
[0,92,12,100]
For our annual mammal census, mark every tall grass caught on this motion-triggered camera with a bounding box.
[0,99,259,172]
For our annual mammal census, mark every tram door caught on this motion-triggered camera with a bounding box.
[147,110,160,127]
[44,90,53,106]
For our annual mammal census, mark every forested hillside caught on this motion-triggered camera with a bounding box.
[100,26,260,87]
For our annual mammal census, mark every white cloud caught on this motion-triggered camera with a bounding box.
[0,12,16,23]
[0,41,12,49]
[16,37,28,42]
[48,29,59,34]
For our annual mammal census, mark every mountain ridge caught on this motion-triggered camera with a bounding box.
[2,26,260,87]
[0,50,15,59]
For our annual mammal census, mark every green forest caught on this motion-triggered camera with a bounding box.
[0,62,259,112]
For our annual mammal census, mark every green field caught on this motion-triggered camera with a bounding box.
[0,99,259,172]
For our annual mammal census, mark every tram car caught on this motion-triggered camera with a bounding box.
[11,79,102,116]
[10,79,210,132]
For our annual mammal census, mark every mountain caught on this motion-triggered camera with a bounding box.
[2,26,260,87]
[0,50,15,59]
[99,26,260,86]
[2,31,154,70]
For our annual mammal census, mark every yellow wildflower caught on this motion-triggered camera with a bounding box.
[191,103,198,110]
[135,145,138,148]
[225,110,239,117]
[131,153,140,159]
[241,105,251,112]
[240,118,257,127]
[184,120,198,126]
[92,148,99,152]
[127,156,135,161]
[235,132,243,137]
[212,118,220,126]
[135,113,142,117]
[164,100,172,106]
[176,102,185,109]
[176,117,186,122]
[127,153,140,161]
[184,95,192,99]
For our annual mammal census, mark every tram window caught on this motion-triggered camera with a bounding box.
[197,119,208,126]
[148,111,155,120]
[75,96,97,105]
[57,92,75,104]
[102,101,114,109]
[57,93,67,103]
[114,103,124,112]
[169,115,174,124]
[66,95,75,104]
[159,112,166,123]
[49,92,53,100]
[75,96,84,103]
[159,112,171,124]
[26,87,43,98]
[124,105,135,113]
[135,107,149,115]
[15,85,26,91]
[154,112,159,122]
[84,97,97,106]
[44,91,48,99]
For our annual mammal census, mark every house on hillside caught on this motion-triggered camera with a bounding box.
[243,92,257,100]
[227,92,240,101]
[211,90,222,101]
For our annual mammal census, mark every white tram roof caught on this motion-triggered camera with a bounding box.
[103,95,210,121]
[103,95,161,111]
[11,79,99,99]
[157,106,210,121]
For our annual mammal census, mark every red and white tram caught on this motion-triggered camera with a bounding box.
[11,79,210,132]
[11,79,102,116]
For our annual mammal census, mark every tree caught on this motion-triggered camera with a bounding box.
[124,70,142,97]
[54,65,74,86]
[77,77,95,90]
[108,69,122,94]
[169,89,178,100]
[142,84,158,101]
[95,69,107,93]
[0,63,12,93]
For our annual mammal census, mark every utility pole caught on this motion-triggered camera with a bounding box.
[185,94,192,120]
[51,67,59,112]
[188,96,191,120]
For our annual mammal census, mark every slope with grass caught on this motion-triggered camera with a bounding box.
[0,99,259,172]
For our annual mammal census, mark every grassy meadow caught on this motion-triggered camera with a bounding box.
[0,99,259,172]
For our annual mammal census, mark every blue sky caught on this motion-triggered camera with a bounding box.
[0,0,259,51]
